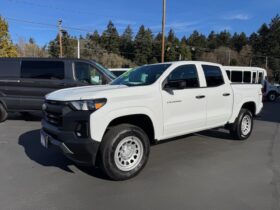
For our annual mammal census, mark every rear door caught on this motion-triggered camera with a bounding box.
[202,65,233,127]
[19,60,66,110]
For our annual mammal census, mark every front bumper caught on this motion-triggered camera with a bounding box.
[41,103,100,166]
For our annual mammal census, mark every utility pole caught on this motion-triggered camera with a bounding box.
[77,39,80,59]
[265,56,268,69]
[161,0,166,63]
[228,49,231,65]
[58,19,63,58]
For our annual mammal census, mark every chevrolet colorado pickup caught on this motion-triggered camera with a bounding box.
[40,61,263,180]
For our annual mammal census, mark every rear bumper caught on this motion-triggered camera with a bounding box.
[41,111,100,166]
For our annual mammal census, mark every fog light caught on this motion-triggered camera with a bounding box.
[75,122,89,138]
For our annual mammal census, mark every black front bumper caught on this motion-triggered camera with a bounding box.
[41,102,100,166]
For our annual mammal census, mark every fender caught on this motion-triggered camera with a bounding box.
[89,106,161,142]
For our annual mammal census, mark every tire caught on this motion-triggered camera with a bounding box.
[0,103,8,122]
[229,108,253,140]
[267,92,277,102]
[99,124,150,181]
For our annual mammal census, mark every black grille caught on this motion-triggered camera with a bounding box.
[43,100,67,126]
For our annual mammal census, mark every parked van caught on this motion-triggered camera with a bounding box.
[0,58,116,122]
[224,66,280,101]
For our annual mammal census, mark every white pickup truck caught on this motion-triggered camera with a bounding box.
[41,61,263,180]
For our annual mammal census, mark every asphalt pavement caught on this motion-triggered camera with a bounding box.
[0,101,279,210]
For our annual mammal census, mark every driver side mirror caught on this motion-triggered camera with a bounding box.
[163,80,187,90]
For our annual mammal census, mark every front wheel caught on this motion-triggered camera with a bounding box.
[99,124,150,181]
[229,108,253,140]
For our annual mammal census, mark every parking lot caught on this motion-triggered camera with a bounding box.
[0,101,279,210]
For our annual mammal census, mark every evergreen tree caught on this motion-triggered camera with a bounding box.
[216,30,231,47]
[188,31,207,60]
[230,32,247,52]
[48,30,76,58]
[165,29,180,61]
[187,30,207,48]
[134,25,153,65]
[119,25,134,60]
[207,31,218,49]
[0,16,18,57]
[88,30,100,45]
[100,21,120,54]
[151,33,163,63]
[179,36,192,60]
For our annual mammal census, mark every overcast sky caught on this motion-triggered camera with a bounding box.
[1,0,280,45]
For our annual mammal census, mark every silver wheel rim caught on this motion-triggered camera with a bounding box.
[270,94,275,101]
[114,136,144,171]
[241,115,252,136]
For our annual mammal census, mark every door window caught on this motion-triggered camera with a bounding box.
[21,61,64,80]
[202,65,224,87]
[167,65,199,88]
[75,62,105,85]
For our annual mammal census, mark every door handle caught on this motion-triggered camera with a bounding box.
[196,95,205,99]
[223,93,231,96]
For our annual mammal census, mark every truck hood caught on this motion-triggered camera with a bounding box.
[46,85,128,101]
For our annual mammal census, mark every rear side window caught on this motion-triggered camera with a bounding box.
[202,65,224,87]
[21,61,64,80]
[243,71,251,83]
[258,72,263,84]
[231,71,243,82]
[168,64,199,88]
[252,72,257,83]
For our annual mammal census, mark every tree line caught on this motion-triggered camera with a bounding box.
[0,14,280,77]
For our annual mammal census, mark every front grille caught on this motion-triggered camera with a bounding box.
[43,100,67,126]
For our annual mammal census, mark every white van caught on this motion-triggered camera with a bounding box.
[225,66,280,102]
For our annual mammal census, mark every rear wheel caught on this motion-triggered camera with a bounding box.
[99,124,150,181]
[229,108,253,140]
[0,103,8,122]
[267,92,277,102]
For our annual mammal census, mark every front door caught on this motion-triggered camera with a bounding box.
[162,64,207,137]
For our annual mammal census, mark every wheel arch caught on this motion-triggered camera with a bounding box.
[105,114,156,144]
[89,106,160,143]
[241,101,256,116]
[229,100,257,123]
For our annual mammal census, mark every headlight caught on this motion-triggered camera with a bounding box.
[69,99,107,111]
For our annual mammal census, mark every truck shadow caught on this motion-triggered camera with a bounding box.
[18,129,107,180]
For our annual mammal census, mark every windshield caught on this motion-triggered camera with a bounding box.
[111,64,171,86]
[93,61,116,80]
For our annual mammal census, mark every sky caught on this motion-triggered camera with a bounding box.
[1,0,280,46]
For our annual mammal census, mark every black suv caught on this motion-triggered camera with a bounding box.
[0,58,116,122]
